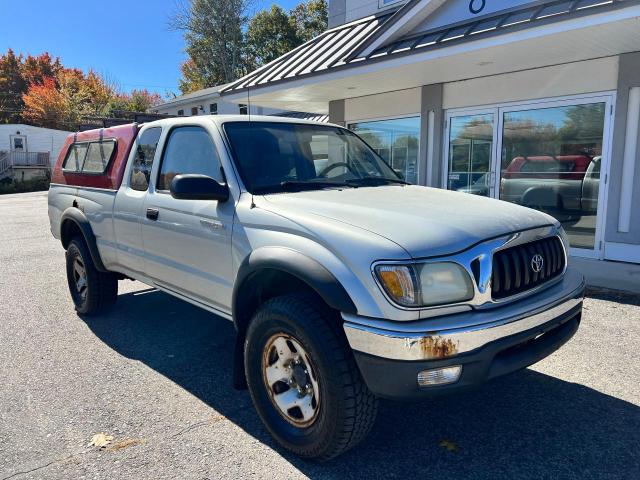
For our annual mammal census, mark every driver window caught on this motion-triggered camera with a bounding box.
[157,126,223,191]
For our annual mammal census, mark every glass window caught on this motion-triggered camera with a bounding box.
[500,103,606,249]
[239,104,248,115]
[177,109,184,116]
[130,127,162,191]
[63,141,115,173]
[191,107,198,116]
[223,122,402,194]
[447,113,493,196]
[62,143,89,171]
[349,117,420,184]
[157,126,223,191]
[210,103,218,114]
[82,141,115,173]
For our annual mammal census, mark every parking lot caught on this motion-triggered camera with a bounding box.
[1,191,639,479]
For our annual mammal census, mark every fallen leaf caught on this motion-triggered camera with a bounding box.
[88,433,113,448]
[106,438,147,451]
[438,439,460,453]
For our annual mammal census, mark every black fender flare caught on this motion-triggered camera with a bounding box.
[230,248,358,389]
[232,248,357,329]
[60,207,108,272]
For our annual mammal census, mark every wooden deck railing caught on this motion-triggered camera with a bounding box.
[0,151,50,178]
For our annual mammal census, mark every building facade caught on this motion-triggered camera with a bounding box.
[153,84,285,117]
[0,124,71,181]
[217,0,640,291]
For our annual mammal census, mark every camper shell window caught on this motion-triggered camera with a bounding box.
[62,139,117,174]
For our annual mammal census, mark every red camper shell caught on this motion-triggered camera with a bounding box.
[51,123,139,190]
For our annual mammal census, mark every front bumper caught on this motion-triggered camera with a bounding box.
[343,267,585,400]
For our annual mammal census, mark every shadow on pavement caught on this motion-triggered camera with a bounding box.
[84,288,640,479]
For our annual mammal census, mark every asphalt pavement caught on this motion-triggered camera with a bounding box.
[1,191,639,479]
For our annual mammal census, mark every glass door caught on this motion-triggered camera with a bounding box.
[444,94,613,257]
[497,97,612,255]
[444,111,498,197]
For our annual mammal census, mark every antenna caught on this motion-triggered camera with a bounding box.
[247,83,256,209]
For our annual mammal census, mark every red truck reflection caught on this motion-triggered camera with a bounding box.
[500,155,600,214]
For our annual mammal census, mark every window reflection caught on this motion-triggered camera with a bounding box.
[447,114,493,196]
[500,103,606,249]
[350,117,420,184]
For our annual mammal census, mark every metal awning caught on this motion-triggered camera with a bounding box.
[269,111,329,122]
[361,0,633,59]
[221,13,394,93]
[221,0,635,95]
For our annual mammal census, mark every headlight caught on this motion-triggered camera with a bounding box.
[375,262,474,308]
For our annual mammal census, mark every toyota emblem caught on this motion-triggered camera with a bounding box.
[530,254,544,273]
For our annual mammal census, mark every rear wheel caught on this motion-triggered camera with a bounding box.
[65,237,118,315]
[244,293,378,461]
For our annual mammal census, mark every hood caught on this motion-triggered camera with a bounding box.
[260,185,556,258]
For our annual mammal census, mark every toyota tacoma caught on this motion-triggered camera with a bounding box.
[48,116,584,460]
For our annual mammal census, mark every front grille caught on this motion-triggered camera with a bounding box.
[491,236,565,300]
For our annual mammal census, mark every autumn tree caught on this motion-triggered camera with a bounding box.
[21,77,67,129]
[21,52,62,87]
[126,90,163,112]
[0,49,27,123]
[178,59,207,94]
[3,48,163,130]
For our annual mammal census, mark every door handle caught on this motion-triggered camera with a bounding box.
[146,208,159,221]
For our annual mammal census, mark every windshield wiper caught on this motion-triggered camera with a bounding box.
[345,177,410,186]
[279,180,356,191]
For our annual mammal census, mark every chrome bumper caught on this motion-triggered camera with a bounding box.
[343,267,585,361]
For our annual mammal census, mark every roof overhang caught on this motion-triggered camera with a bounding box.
[221,1,640,113]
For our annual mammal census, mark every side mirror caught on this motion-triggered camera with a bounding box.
[170,174,229,202]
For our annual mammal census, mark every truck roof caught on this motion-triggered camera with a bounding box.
[50,115,338,191]
[141,114,337,129]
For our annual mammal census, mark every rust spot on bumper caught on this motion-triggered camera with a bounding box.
[418,337,459,358]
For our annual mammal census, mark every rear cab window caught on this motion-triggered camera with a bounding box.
[130,127,162,191]
[63,140,116,174]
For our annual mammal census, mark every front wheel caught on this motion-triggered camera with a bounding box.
[244,294,378,461]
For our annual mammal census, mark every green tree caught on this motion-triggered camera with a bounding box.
[290,0,327,43]
[246,5,299,69]
[0,49,27,123]
[171,0,251,92]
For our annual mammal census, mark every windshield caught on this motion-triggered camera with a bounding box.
[223,122,406,194]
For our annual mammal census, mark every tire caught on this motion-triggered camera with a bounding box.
[244,293,378,461]
[65,236,118,315]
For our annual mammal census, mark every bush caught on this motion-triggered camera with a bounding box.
[0,175,51,195]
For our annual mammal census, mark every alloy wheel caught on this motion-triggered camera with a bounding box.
[262,333,321,427]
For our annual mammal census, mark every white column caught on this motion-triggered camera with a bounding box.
[618,86,640,233]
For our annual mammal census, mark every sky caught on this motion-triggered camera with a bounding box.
[0,0,299,97]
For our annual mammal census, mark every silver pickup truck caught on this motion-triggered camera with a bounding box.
[48,116,585,460]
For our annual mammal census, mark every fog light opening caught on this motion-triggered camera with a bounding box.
[417,365,462,387]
